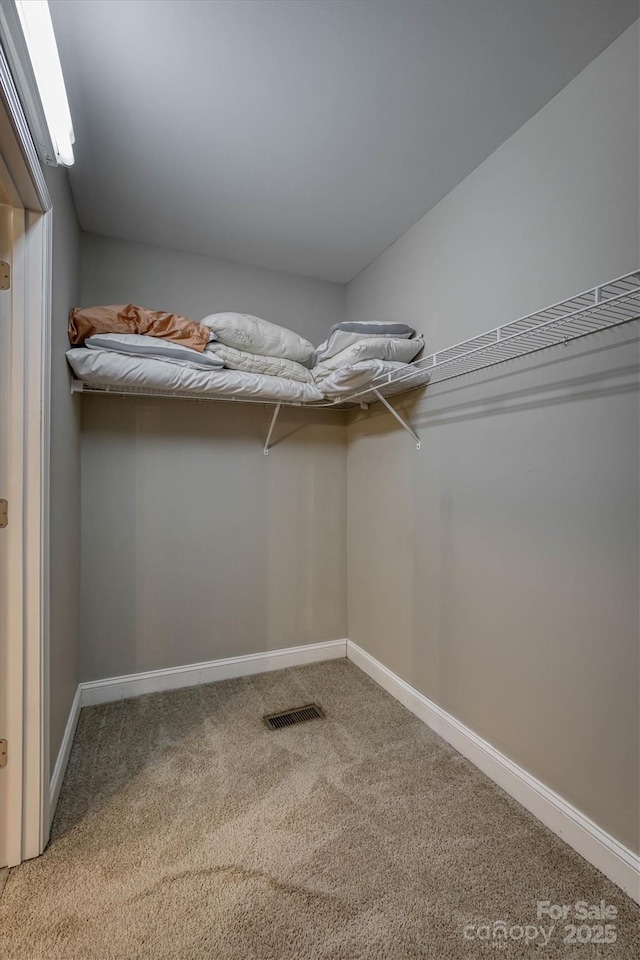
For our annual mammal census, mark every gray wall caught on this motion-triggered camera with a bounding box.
[80,399,346,680]
[44,165,81,770]
[80,233,345,345]
[79,239,347,680]
[346,23,639,853]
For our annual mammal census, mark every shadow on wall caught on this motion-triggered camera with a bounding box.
[348,326,640,439]
[346,325,640,852]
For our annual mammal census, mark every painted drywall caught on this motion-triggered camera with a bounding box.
[51,0,638,281]
[79,237,346,679]
[43,165,81,771]
[346,23,640,854]
[80,398,346,680]
[80,234,344,344]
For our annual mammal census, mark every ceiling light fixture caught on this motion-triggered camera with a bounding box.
[14,0,74,165]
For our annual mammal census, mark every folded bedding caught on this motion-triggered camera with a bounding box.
[205,342,313,382]
[201,312,315,366]
[67,308,429,406]
[313,321,416,365]
[86,334,225,370]
[319,359,431,399]
[69,304,212,352]
[312,336,424,381]
[66,348,324,403]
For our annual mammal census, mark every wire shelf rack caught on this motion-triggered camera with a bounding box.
[70,380,327,407]
[71,269,640,450]
[341,269,640,406]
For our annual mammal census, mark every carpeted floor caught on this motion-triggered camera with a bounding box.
[1,659,638,958]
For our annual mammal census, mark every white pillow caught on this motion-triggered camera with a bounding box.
[312,336,424,380]
[206,343,313,383]
[85,333,224,369]
[320,359,430,398]
[201,312,315,366]
[314,322,416,364]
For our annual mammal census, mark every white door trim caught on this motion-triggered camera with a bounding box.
[0,42,51,867]
[21,207,52,859]
[0,202,24,870]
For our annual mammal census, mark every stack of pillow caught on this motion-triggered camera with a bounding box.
[311,320,423,381]
[67,305,427,400]
[190,314,426,396]
[201,312,316,383]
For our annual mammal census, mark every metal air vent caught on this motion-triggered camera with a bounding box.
[263,703,324,730]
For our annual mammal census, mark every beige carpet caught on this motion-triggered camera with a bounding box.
[1,659,638,958]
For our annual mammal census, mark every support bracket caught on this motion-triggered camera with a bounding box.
[372,389,421,450]
[263,403,282,455]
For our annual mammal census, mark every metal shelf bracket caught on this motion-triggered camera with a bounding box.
[263,403,281,455]
[371,389,421,450]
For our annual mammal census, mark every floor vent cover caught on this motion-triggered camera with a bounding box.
[263,703,324,730]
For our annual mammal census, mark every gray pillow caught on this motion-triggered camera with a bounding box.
[312,321,419,366]
[86,333,224,368]
[328,321,416,338]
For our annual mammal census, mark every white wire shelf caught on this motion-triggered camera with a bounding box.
[69,380,337,408]
[340,269,640,406]
[70,269,640,451]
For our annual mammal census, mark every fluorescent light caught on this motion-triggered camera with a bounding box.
[15,0,74,165]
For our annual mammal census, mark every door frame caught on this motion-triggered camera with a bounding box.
[0,42,52,867]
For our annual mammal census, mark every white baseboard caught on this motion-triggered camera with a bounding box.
[347,640,640,905]
[49,685,81,825]
[79,638,347,708]
[51,637,638,904]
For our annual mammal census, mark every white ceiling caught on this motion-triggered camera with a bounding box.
[50,0,638,283]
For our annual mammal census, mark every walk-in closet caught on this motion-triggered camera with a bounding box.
[0,2,638,957]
